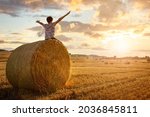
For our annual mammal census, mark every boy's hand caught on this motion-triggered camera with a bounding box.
[36,20,44,26]
[67,11,71,15]
[36,20,40,23]
[64,11,71,17]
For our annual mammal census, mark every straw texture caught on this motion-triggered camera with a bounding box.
[6,39,70,93]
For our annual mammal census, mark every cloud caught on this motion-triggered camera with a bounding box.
[0,0,128,20]
[28,21,111,38]
[66,45,77,49]
[7,41,27,44]
[69,0,82,11]
[0,0,149,32]
[66,0,127,23]
[56,35,72,42]
[68,0,150,24]
[56,24,62,33]
[84,31,103,39]
[1,0,150,24]
[33,14,49,18]
[0,0,64,17]
[96,0,126,22]
[27,26,44,37]
[59,21,110,32]
[132,0,150,9]
[134,29,144,34]
[0,0,20,17]
[0,40,5,44]
[71,13,81,17]
[144,33,150,36]
[28,20,141,38]
[81,43,90,47]
[60,21,140,33]
[28,26,42,31]
[80,42,106,50]
[11,33,22,35]
[0,39,27,44]
[133,49,150,52]
[28,21,94,33]
[90,46,107,50]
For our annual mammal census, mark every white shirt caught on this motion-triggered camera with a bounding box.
[43,23,55,39]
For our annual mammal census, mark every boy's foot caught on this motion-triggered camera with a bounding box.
[51,37,56,39]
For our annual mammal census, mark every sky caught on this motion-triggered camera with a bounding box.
[0,0,150,57]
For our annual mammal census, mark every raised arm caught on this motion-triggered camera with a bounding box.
[36,20,44,26]
[53,11,71,26]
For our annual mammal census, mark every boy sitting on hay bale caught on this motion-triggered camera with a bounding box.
[36,11,71,40]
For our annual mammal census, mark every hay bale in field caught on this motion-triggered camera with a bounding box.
[147,58,150,62]
[6,39,70,93]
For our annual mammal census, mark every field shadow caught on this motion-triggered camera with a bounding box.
[0,87,19,100]
[0,87,49,100]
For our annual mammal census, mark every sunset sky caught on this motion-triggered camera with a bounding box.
[0,0,150,57]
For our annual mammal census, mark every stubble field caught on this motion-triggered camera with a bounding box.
[0,51,150,100]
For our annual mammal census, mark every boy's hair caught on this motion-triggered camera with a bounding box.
[46,16,53,23]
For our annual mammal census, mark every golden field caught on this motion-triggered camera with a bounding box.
[0,50,150,100]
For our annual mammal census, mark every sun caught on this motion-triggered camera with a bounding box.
[103,32,137,56]
[112,39,129,53]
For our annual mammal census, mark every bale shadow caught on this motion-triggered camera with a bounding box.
[0,87,19,100]
[0,87,50,100]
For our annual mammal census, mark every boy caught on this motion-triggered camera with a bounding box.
[36,11,70,40]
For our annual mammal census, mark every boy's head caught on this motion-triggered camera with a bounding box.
[46,16,53,23]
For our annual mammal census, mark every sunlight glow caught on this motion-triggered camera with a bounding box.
[102,32,136,54]
[112,39,129,53]
[70,0,82,11]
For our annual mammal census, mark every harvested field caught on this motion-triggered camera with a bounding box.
[0,51,150,100]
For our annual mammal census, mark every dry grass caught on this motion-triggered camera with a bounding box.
[6,39,70,93]
[0,51,150,100]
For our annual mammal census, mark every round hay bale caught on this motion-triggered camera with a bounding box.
[6,39,70,93]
